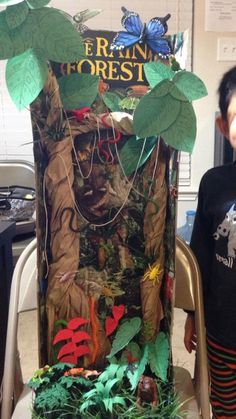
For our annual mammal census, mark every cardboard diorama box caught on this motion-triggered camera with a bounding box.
[33,27,183,365]
[0,2,207,416]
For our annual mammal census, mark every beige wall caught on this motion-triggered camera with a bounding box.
[178,0,236,227]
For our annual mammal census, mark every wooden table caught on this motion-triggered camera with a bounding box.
[0,220,16,381]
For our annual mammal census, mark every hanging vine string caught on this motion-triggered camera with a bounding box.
[56,133,148,228]
[109,113,161,200]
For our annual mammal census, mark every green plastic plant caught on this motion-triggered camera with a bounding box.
[80,378,126,414]
[28,363,93,417]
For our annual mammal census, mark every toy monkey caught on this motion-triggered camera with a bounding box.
[136,375,158,407]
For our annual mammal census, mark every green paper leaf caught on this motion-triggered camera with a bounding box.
[0,7,84,62]
[151,79,172,97]
[119,135,157,176]
[148,332,169,382]
[170,83,189,102]
[104,378,120,397]
[0,0,24,5]
[133,83,181,138]
[0,11,14,58]
[6,48,48,109]
[102,91,121,112]
[110,396,126,407]
[161,101,196,153]
[26,0,50,8]
[58,73,99,110]
[94,381,105,394]
[80,400,96,413]
[173,71,208,101]
[122,342,141,363]
[107,317,141,359]
[127,344,149,390]
[6,1,28,29]
[98,363,120,383]
[34,8,85,63]
[144,61,174,88]
[0,9,38,59]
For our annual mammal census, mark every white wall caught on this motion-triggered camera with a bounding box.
[178,0,236,227]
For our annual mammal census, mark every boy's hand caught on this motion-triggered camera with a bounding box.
[184,313,196,353]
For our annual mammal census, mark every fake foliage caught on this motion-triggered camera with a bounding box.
[32,312,171,417]
[98,63,207,175]
[0,0,102,110]
[53,317,92,364]
[28,359,184,419]
[133,61,208,153]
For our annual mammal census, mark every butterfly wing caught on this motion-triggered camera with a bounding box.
[121,7,144,36]
[111,7,144,50]
[111,31,142,50]
[146,14,171,57]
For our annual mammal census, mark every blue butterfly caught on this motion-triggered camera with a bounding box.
[111,7,171,58]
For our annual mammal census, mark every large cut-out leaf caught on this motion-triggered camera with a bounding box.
[119,135,157,176]
[169,83,189,102]
[34,7,85,63]
[133,83,181,138]
[173,71,208,101]
[0,9,40,59]
[160,101,196,153]
[0,11,14,58]
[127,344,149,390]
[144,61,174,88]
[26,0,50,8]
[6,48,48,109]
[0,0,24,5]
[6,1,28,29]
[58,73,99,110]
[102,92,121,112]
[148,332,170,382]
[107,317,141,359]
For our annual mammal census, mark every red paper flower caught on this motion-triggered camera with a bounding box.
[105,305,125,337]
[53,317,92,364]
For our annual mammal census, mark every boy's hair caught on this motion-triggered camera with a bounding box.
[218,66,236,120]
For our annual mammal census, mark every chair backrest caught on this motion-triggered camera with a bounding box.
[175,235,210,419]
[1,238,37,419]
[0,160,35,189]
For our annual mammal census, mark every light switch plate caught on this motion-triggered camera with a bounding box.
[217,38,236,61]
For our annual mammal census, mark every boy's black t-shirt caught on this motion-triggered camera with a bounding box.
[190,162,236,348]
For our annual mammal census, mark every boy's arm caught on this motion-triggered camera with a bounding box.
[190,176,214,302]
[184,312,196,353]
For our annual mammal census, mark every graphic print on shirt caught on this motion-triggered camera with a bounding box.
[213,204,236,267]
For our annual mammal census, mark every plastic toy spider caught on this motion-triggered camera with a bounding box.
[142,263,162,285]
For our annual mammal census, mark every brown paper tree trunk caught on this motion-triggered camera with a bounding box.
[42,72,110,365]
[141,140,168,342]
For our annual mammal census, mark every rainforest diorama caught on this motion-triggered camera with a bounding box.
[0,1,207,417]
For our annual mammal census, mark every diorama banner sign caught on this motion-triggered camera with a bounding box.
[53,29,184,88]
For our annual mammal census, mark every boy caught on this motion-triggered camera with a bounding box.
[184,66,236,419]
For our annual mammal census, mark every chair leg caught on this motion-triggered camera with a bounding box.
[14,349,23,403]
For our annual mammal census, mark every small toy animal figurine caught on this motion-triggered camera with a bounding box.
[136,375,158,407]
